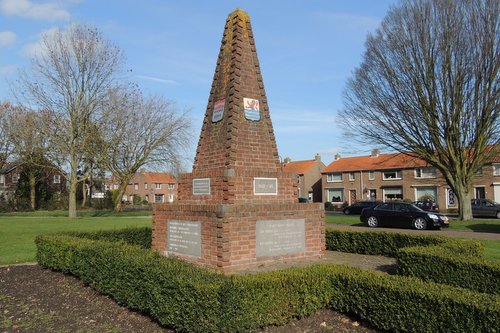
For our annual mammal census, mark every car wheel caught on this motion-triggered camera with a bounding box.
[496,211,500,219]
[344,209,350,215]
[367,216,378,227]
[413,217,427,230]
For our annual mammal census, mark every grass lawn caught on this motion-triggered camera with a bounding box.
[0,209,152,218]
[0,216,152,265]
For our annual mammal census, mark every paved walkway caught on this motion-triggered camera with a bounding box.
[327,224,500,240]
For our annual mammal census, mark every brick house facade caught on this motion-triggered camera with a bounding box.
[123,172,177,204]
[282,154,326,202]
[322,150,500,212]
[0,162,66,197]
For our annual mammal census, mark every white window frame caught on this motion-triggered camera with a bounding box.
[53,174,61,184]
[0,174,5,184]
[382,170,402,180]
[327,188,344,203]
[12,173,19,183]
[349,172,355,181]
[154,194,164,203]
[134,183,139,190]
[144,183,148,189]
[368,171,375,181]
[155,183,161,190]
[493,164,500,176]
[326,172,342,183]
[168,183,175,190]
[414,167,436,179]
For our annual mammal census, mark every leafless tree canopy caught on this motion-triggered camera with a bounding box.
[0,102,13,169]
[15,23,124,218]
[101,86,191,211]
[340,0,499,219]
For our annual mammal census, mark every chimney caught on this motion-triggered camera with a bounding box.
[334,153,341,161]
[314,153,321,161]
[371,149,380,158]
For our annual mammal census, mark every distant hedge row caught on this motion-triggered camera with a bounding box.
[36,228,500,333]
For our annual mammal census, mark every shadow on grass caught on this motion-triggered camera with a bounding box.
[466,224,500,233]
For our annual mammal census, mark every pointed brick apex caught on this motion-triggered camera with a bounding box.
[229,8,249,20]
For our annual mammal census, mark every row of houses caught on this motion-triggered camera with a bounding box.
[3,148,499,211]
[286,149,500,212]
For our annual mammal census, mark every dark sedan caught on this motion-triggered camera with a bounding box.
[343,200,381,215]
[360,202,449,230]
[471,199,500,218]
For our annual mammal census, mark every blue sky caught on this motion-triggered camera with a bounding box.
[0,0,397,168]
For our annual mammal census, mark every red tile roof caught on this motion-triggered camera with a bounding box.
[322,153,428,173]
[283,160,316,174]
[143,173,176,183]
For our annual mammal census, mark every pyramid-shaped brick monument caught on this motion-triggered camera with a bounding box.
[152,9,325,271]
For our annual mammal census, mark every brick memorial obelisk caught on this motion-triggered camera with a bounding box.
[152,9,325,271]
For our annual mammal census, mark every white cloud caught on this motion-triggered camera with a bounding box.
[0,0,70,21]
[0,65,16,75]
[136,75,178,85]
[22,26,59,58]
[0,31,16,46]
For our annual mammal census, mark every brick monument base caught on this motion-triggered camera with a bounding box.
[153,203,324,271]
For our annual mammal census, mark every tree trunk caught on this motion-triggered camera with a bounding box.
[29,171,36,210]
[68,176,78,218]
[113,180,128,212]
[81,183,87,208]
[457,188,473,221]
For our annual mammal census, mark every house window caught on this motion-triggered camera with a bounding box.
[349,172,355,181]
[134,183,139,190]
[415,187,437,201]
[327,188,344,203]
[12,173,19,183]
[168,194,174,203]
[53,174,61,184]
[0,174,4,184]
[382,170,402,180]
[144,183,148,189]
[113,184,119,190]
[494,164,500,176]
[383,187,403,201]
[168,183,175,190]
[415,167,436,179]
[326,173,342,182]
[475,168,484,176]
[155,183,161,189]
[368,171,375,180]
[155,194,164,203]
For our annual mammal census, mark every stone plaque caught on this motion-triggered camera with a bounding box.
[256,219,305,257]
[212,99,225,122]
[193,178,210,195]
[168,220,201,257]
[254,177,277,195]
[243,97,260,121]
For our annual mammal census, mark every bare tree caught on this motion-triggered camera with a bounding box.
[15,24,123,218]
[0,102,13,169]
[5,104,50,210]
[340,0,499,220]
[101,86,191,211]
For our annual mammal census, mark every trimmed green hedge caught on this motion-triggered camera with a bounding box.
[36,230,500,333]
[397,244,500,294]
[326,229,500,294]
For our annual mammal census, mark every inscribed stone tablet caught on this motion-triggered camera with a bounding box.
[254,178,277,195]
[256,219,305,257]
[193,178,210,195]
[168,220,201,257]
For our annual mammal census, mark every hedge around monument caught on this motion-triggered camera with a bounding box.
[325,229,500,294]
[35,228,500,333]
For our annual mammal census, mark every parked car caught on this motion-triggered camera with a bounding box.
[471,199,500,218]
[413,200,439,211]
[343,200,381,215]
[360,202,449,230]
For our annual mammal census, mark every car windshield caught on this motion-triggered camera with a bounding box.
[407,204,425,212]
